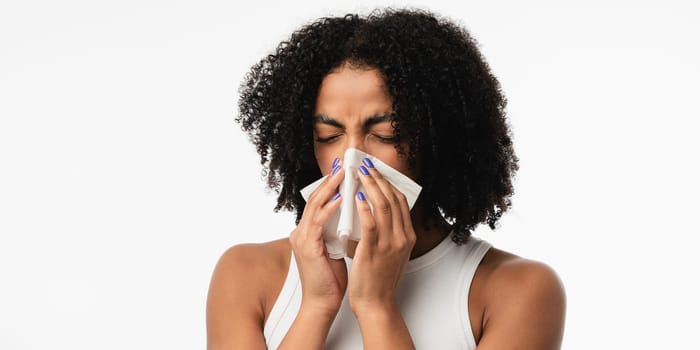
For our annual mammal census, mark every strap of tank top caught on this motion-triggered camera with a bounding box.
[456,236,492,349]
[263,250,300,341]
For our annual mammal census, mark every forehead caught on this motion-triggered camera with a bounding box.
[315,66,392,111]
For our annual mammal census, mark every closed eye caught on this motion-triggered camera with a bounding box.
[372,134,398,143]
[315,135,341,143]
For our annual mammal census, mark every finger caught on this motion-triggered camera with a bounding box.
[356,165,393,230]
[368,166,405,235]
[298,192,342,249]
[314,191,343,227]
[295,161,343,242]
[358,161,403,234]
[392,186,416,244]
[294,192,343,252]
[355,191,378,246]
[306,163,344,210]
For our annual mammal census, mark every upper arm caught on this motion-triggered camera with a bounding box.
[206,244,268,350]
[476,260,566,350]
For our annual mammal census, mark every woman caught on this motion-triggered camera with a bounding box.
[207,8,565,349]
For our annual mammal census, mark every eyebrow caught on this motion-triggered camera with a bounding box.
[312,114,393,129]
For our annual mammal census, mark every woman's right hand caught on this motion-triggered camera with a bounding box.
[289,159,348,317]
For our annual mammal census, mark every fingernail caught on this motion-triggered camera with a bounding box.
[359,165,369,176]
[362,157,374,169]
[357,191,366,201]
[332,165,341,175]
[332,192,341,201]
[331,157,340,169]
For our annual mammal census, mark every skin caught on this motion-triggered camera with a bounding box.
[206,63,566,349]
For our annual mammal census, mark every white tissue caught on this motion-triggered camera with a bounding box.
[300,148,422,259]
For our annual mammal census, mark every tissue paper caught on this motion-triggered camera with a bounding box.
[300,148,422,259]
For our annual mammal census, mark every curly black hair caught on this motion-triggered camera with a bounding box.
[236,8,518,244]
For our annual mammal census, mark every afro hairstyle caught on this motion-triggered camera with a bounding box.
[236,8,519,244]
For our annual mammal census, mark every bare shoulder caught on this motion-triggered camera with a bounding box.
[480,248,565,300]
[214,238,291,281]
[206,238,292,350]
[473,248,566,349]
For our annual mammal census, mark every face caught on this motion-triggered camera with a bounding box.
[313,64,414,179]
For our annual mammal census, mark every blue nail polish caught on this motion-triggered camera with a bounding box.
[357,191,366,201]
[332,192,341,201]
[332,165,341,175]
[359,165,369,176]
[331,157,340,169]
[362,157,375,169]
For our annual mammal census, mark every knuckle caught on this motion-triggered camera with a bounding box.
[362,219,376,232]
[391,195,401,207]
[376,239,390,252]
[394,231,415,248]
[307,189,318,201]
[310,214,324,227]
[407,233,417,246]
[377,200,391,214]
[395,235,408,247]
[396,192,407,204]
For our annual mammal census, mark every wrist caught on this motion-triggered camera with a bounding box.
[354,303,415,348]
[299,300,341,321]
[279,302,338,349]
[351,300,399,320]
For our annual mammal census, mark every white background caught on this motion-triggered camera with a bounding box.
[1,0,698,349]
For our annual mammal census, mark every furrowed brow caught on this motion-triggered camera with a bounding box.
[313,114,345,128]
[363,114,393,128]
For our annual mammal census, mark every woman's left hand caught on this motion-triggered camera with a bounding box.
[347,159,417,315]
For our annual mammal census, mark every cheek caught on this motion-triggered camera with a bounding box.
[370,145,414,179]
[314,146,338,175]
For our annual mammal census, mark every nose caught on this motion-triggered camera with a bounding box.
[342,133,367,155]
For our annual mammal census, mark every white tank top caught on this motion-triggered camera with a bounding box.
[263,234,492,349]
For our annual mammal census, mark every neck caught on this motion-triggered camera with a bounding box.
[408,202,451,259]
